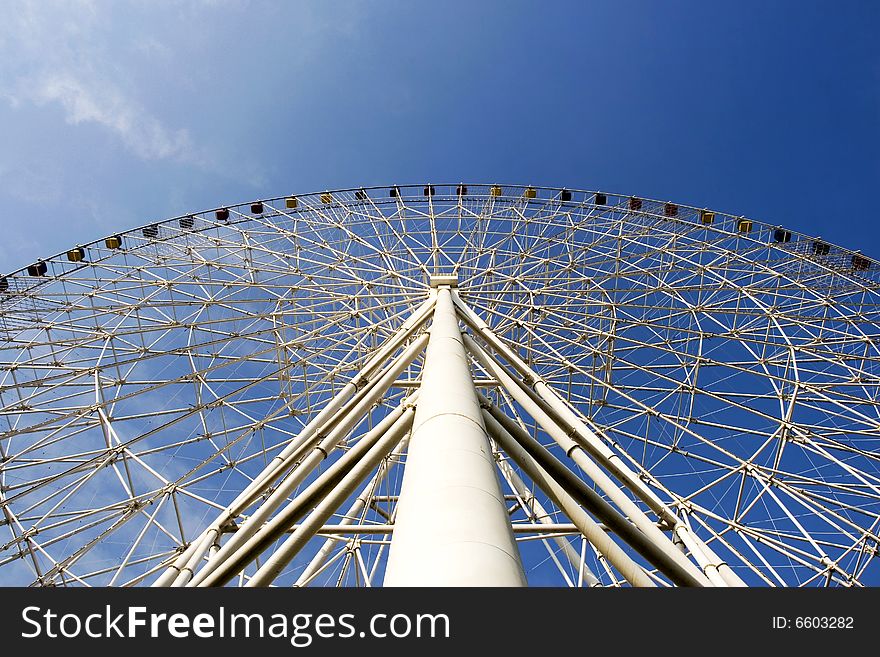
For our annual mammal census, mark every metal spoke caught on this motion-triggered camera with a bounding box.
[1,184,878,586]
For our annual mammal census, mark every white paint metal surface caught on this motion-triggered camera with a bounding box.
[4,184,880,588]
[383,287,526,586]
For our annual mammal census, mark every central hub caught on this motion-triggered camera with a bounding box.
[428,274,458,288]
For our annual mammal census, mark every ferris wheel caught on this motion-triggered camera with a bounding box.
[1,183,879,587]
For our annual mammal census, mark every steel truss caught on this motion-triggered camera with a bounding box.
[1,184,879,587]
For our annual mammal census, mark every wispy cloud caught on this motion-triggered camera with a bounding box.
[24,73,194,161]
[0,0,199,164]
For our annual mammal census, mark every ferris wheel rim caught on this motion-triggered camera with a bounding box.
[1,182,879,587]
[2,182,876,288]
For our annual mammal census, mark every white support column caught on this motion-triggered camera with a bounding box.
[294,439,409,587]
[246,408,415,586]
[452,291,738,586]
[464,334,712,587]
[494,450,601,587]
[384,281,526,586]
[154,295,436,587]
[197,396,418,587]
[482,408,655,587]
[186,335,428,587]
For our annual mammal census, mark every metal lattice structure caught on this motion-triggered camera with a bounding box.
[1,183,879,587]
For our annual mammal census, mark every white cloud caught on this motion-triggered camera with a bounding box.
[0,0,199,164]
[27,73,194,161]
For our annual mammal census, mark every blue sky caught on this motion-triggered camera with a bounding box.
[0,0,878,274]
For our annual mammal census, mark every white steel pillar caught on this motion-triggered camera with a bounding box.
[383,279,526,586]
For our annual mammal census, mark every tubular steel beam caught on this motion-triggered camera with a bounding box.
[495,453,601,587]
[198,400,417,587]
[246,409,415,586]
[482,409,655,587]
[294,439,409,586]
[153,295,436,586]
[482,399,705,587]
[184,334,428,586]
[464,333,713,586]
[383,285,526,586]
[453,290,747,587]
